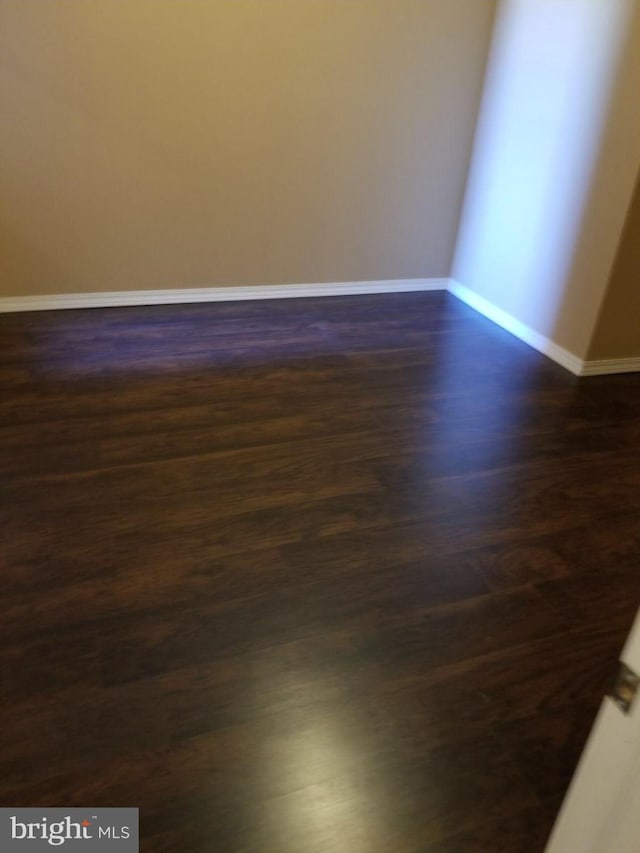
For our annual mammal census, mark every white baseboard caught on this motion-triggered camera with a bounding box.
[0,278,449,313]
[448,279,584,375]
[580,358,640,376]
[448,280,640,376]
[3,276,637,377]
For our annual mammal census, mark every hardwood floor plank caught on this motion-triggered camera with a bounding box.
[1,292,639,852]
[428,805,557,853]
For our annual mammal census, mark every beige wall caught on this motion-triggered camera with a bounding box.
[0,0,495,297]
[588,171,640,359]
[453,0,640,361]
[553,0,640,360]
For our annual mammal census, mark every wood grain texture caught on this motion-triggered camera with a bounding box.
[1,292,638,851]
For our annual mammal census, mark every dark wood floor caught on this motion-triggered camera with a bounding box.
[1,291,639,851]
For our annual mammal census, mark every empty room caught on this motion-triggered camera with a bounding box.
[1,1,640,851]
